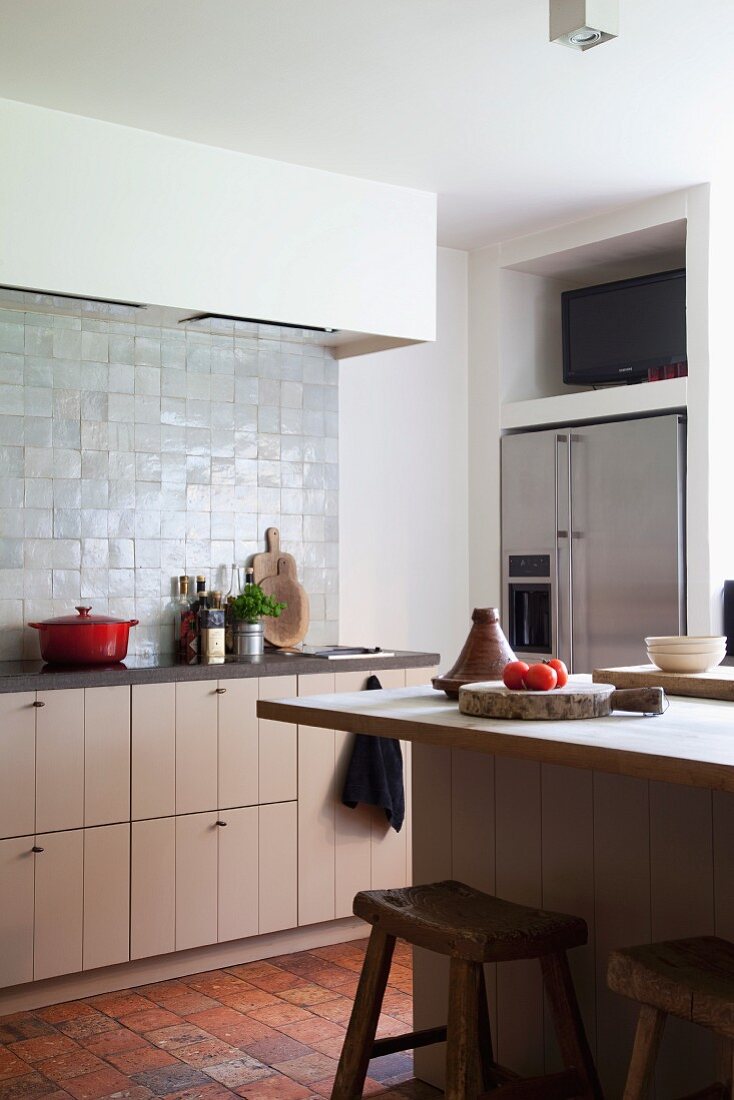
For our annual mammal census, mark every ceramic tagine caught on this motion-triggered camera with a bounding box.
[432,607,517,699]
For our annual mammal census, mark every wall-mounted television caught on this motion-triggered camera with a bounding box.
[562,268,687,386]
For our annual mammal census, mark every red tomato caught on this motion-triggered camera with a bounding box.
[524,662,558,691]
[503,660,530,690]
[545,658,569,688]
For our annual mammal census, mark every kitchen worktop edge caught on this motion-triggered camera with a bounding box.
[0,650,440,693]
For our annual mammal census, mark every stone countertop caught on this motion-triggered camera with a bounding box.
[0,649,440,694]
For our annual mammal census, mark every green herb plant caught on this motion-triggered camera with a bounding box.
[232,584,286,624]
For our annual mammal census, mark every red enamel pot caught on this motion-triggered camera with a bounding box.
[28,606,139,665]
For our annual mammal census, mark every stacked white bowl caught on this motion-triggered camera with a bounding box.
[645,635,727,673]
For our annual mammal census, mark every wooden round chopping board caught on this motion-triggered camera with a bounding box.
[459,680,618,721]
[260,557,310,648]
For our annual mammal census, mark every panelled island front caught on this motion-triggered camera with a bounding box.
[0,650,439,1016]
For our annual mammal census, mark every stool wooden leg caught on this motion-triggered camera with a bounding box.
[331,927,395,1100]
[621,1004,665,1100]
[477,964,495,1090]
[540,951,603,1100]
[445,958,484,1100]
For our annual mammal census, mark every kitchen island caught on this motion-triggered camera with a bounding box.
[259,681,734,1098]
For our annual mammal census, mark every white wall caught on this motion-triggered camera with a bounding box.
[339,247,468,667]
[0,98,436,341]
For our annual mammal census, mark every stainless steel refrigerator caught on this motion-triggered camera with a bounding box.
[501,414,686,674]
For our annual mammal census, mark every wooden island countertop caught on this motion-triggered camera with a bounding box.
[257,679,734,794]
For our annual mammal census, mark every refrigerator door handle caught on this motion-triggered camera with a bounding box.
[555,433,571,670]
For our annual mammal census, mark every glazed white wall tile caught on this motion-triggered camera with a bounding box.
[0,293,338,660]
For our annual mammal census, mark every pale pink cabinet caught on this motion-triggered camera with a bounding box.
[33,829,84,981]
[259,677,298,804]
[130,816,176,961]
[175,682,218,816]
[0,837,34,987]
[0,693,35,840]
[259,801,298,934]
[218,679,259,810]
[131,683,176,820]
[218,806,259,942]
[35,689,85,834]
[83,824,130,971]
[84,687,131,827]
[175,811,219,951]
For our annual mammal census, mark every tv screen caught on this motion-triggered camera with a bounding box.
[562,269,687,385]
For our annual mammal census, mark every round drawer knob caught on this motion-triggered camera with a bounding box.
[32,846,44,853]
[32,700,46,708]
[215,687,227,694]
[216,820,228,827]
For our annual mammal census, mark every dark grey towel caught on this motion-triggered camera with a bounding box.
[341,674,405,833]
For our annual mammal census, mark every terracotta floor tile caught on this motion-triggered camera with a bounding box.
[269,1054,338,1088]
[272,1020,343,1049]
[84,998,155,1024]
[0,1072,60,1100]
[9,1038,80,1067]
[158,996,220,1019]
[306,998,353,1027]
[300,969,355,994]
[202,1059,273,1088]
[164,1086,238,1100]
[232,1071,311,1100]
[223,969,306,997]
[245,1008,310,1030]
[307,1074,384,1098]
[375,1016,406,1040]
[34,1007,94,1027]
[214,994,279,1015]
[63,1068,132,1100]
[56,1019,120,1044]
[272,988,336,1010]
[303,1038,342,1061]
[183,978,252,1000]
[316,976,359,998]
[97,1088,153,1100]
[393,1081,440,1099]
[173,1042,243,1071]
[1,1050,35,1082]
[0,1018,57,1046]
[239,1038,311,1070]
[105,1048,177,1075]
[144,1026,213,1052]
[367,1053,414,1084]
[133,983,191,1008]
[130,1064,212,1097]
[116,1011,180,1036]
[183,1020,273,1052]
[79,1033,148,1060]
[39,1052,105,1084]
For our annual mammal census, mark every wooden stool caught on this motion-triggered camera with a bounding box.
[331,880,602,1100]
[608,936,734,1099]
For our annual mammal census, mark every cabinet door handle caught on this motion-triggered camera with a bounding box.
[32,700,45,708]
[32,846,44,853]
[216,820,228,827]
[215,687,227,694]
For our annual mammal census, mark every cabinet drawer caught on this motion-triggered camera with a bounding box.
[218,678,259,809]
[218,806,258,943]
[0,693,35,839]
[175,812,218,951]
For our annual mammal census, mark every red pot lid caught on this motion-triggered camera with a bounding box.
[31,606,137,627]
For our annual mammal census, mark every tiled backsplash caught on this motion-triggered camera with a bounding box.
[0,291,338,660]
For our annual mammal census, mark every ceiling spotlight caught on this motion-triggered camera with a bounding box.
[550,0,618,50]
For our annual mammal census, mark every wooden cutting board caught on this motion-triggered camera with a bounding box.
[260,557,310,648]
[252,528,297,586]
[593,664,734,702]
[459,680,665,721]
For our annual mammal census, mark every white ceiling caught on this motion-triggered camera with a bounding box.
[0,0,732,250]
